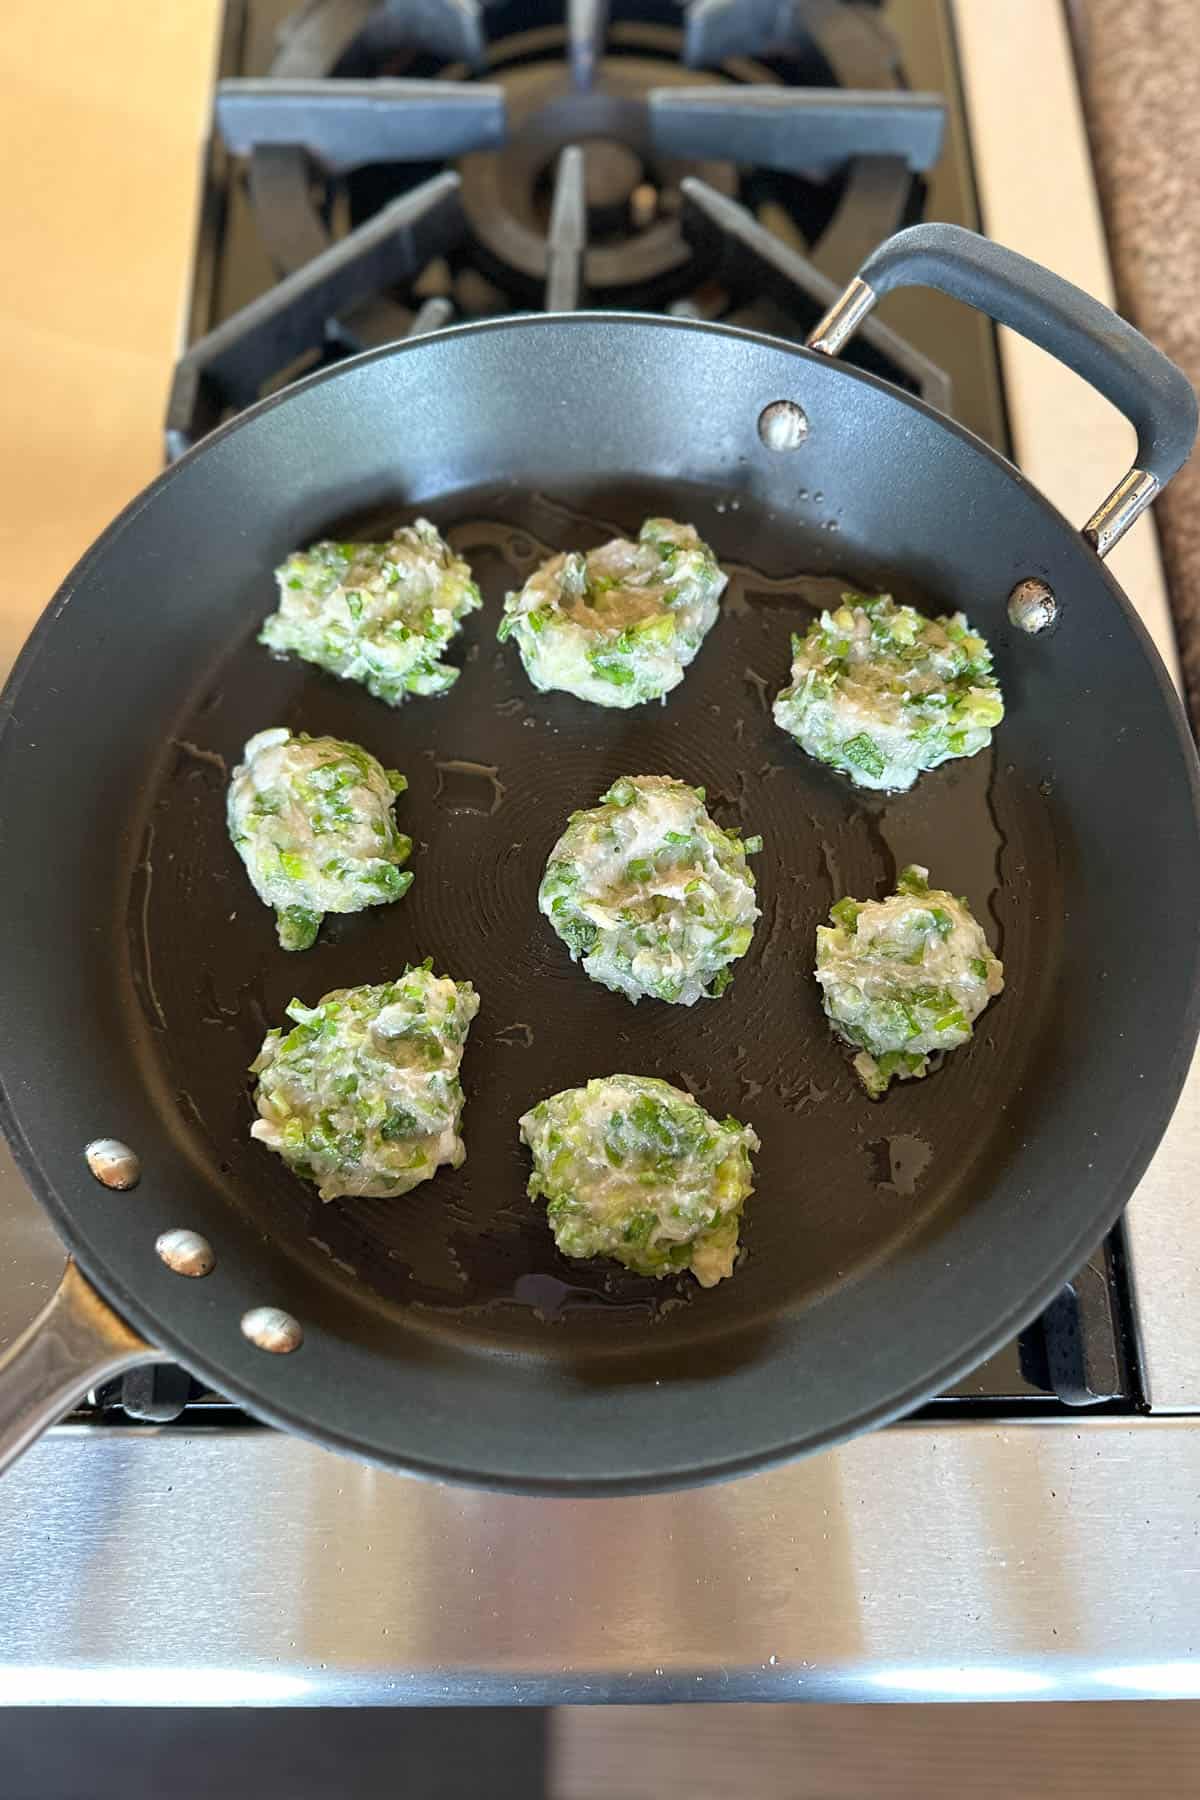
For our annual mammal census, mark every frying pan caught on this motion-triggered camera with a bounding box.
[0,224,1196,1495]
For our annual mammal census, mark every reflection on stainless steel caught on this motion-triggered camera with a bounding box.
[805,275,876,356]
[3,1422,1200,1702]
[0,1135,63,1353]
[240,1307,304,1354]
[1083,467,1161,560]
[0,1265,158,1478]
[1007,577,1058,634]
[0,1664,314,1705]
[84,1138,141,1191]
[155,1229,217,1279]
[757,399,809,452]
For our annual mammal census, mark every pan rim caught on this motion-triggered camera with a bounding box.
[5,307,1193,768]
[2,312,1198,1493]
[2,1049,1189,1498]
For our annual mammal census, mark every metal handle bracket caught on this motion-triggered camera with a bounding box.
[0,1260,162,1475]
[808,224,1198,558]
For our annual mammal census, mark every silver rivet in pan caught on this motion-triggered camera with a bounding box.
[757,400,808,452]
[85,1138,141,1190]
[241,1307,303,1355]
[1008,578,1058,634]
[155,1229,215,1279]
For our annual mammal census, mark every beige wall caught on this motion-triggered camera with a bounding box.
[0,2,220,672]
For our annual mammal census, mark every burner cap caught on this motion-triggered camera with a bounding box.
[455,49,738,302]
[249,7,925,315]
[578,138,644,233]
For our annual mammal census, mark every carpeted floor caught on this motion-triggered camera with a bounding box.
[551,1702,1200,1799]
[6,1702,1200,1798]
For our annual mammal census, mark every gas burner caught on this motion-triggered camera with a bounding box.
[216,0,944,313]
[172,1,953,455]
[456,30,743,306]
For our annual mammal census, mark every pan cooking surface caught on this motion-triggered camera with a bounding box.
[132,476,1061,1361]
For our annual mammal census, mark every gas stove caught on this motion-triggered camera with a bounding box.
[4,0,1200,1709]
[173,0,1005,453]
[51,0,1138,1426]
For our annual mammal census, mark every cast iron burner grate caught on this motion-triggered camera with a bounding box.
[166,0,951,455]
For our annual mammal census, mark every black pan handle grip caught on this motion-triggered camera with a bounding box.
[0,1260,163,1477]
[807,222,1198,559]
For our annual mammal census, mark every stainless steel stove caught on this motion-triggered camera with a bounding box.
[3,0,1198,1705]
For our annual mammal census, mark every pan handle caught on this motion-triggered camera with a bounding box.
[0,1260,165,1475]
[806,222,1198,558]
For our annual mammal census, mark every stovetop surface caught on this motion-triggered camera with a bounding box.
[68,0,1139,1426]
[186,0,1008,444]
